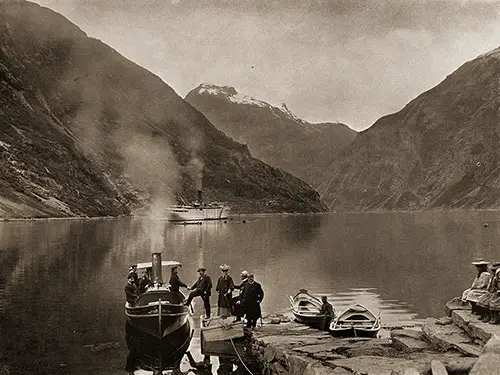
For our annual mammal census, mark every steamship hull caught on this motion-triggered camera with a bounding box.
[167,205,230,222]
[125,257,193,372]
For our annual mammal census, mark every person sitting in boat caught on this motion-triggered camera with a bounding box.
[232,270,249,322]
[319,296,336,331]
[124,274,139,307]
[128,265,139,287]
[216,264,235,317]
[169,266,188,295]
[137,270,151,294]
[477,262,500,322]
[461,259,491,314]
[185,267,213,318]
[242,274,264,329]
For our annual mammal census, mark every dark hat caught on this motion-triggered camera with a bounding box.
[491,262,500,269]
[197,267,206,272]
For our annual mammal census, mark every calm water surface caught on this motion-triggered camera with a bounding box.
[1,211,499,374]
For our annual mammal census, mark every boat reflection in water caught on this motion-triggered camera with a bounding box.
[125,253,194,374]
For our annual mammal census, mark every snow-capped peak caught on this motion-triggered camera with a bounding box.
[196,83,268,108]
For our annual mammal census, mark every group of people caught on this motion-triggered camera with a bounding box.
[124,263,265,328]
[461,259,500,324]
[184,264,265,328]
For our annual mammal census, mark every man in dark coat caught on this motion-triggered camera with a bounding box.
[125,274,139,306]
[216,264,235,317]
[242,274,264,328]
[128,265,139,287]
[232,270,249,322]
[319,296,336,330]
[185,267,213,318]
[169,266,188,293]
[137,270,151,294]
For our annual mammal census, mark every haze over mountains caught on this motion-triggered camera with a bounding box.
[186,84,357,193]
[0,1,326,218]
[322,47,500,211]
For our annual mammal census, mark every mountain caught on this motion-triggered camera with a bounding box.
[185,84,356,193]
[0,1,327,218]
[321,47,500,211]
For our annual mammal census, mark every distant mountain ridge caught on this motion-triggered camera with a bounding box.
[321,46,500,211]
[185,83,357,193]
[0,1,327,218]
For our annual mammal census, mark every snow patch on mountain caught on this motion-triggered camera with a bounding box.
[197,83,267,108]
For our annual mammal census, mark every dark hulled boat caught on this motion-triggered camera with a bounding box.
[125,253,194,372]
[288,289,329,326]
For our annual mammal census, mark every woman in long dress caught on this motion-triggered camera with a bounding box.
[462,260,491,314]
[216,264,235,317]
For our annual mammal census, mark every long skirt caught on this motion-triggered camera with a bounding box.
[489,292,500,311]
[477,291,494,308]
[462,288,488,303]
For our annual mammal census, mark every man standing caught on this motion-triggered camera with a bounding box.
[169,266,188,294]
[124,274,139,306]
[137,270,151,294]
[128,265,139,287]
[185,267,213,318]
[319,296,336,330]
[232,270,249,322]
[216,264,235,317]
[242,274,264,328]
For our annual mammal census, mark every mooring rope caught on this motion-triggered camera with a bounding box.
[229,337,254,375]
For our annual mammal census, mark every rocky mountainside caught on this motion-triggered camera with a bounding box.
[322,47,500,211]
[185,84,356,192]
[0,1,327,218]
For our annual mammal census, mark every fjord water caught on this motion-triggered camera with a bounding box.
[0,211,499,374]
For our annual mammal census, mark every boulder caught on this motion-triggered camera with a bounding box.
[470,335,500,375]
[452,309,500,344]
[444,297,470,317]
[430,360,448,375]
[391,329,430,352]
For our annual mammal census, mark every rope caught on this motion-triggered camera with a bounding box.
[229,337,254,375]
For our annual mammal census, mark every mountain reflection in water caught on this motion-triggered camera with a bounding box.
[1,211,499,374]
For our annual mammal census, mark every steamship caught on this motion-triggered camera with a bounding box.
[167,190,230,222]
[125,253,194,372]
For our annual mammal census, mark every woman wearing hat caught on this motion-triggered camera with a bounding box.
[461,260,491,314]
[477,262,500,322]
[215,264,235,317]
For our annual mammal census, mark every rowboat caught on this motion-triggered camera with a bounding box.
[200,316,246,358]
[288,289,328,326]
[329,303,381,337]
[125,253,194,373]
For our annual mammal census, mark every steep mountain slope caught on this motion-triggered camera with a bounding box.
[185,84,356,192]
[322,47,500,211]
[0,1,327,218]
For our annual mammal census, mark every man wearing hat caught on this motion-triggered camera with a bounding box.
[242,274,264,329]
[128,265,139,287]
[461,259,491,314]
[477,262,500,322]
[232,270,249,322]
[185,267,213,318]
[216,264,235,317]
[124,274,139,307]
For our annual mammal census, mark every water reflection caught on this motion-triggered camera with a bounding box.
[2,212,500,374]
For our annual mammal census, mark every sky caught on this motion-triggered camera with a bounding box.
[32,0,500,131]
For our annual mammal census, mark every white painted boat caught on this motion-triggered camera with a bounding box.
[167,190,230,222]
[329,303,381,337]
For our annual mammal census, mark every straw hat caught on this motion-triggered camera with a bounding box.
[220,264,230,271]
[472,259,489,266]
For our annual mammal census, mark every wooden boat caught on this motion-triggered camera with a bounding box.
[125,253,194,372]
[288,289,328,326]
[200,315,247,358]
[329,303,381,338]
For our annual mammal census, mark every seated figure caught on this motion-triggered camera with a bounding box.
[462,259,491,314]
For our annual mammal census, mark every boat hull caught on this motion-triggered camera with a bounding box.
[329,326,380,338]
[125,290,193,371]
[291,311,327,326]
[126,316,193,370]
[289,289,328,327]
[167,205,230,222]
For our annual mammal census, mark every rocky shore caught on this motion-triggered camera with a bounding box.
[245,299,500,375]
